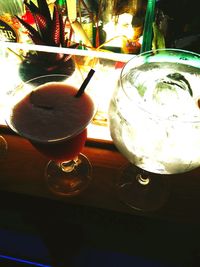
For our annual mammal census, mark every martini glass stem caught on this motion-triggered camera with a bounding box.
[59,157,79,172]
[46,154,92,196]
[136,173,151,186]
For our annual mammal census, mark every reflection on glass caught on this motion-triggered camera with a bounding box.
[0,135,7,157]
[108,49,200,211]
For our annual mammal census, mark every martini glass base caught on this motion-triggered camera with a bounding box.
[116,164,170,212]
[45,153,92,196]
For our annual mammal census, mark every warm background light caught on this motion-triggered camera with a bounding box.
[0,42,133,141]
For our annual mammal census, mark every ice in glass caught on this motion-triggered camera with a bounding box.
[108,49,200,211]
[109,50,200,174]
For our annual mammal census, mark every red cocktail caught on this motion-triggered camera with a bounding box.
[7,75,95,196]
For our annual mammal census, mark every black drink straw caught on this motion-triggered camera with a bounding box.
[75,69,95,98]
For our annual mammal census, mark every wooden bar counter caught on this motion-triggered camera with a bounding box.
[1,125,200,224]
[1,126,200,266]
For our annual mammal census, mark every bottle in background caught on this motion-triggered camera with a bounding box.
[0,0,25,42]
[56,0,67,15]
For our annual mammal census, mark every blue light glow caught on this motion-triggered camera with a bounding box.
[0,254,52,267]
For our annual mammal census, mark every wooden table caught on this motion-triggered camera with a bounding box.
[1,126,200,266]
[1,125,200,224]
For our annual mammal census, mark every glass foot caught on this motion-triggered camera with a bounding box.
[116,164,170,212]
[0,136,7,158]
[45,153,92,196]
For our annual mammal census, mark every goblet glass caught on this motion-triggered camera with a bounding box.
[108,49,200,211]
[6,74,95,196]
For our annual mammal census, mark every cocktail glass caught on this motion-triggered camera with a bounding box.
[6,74,95,196]
[108,49,200,211]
